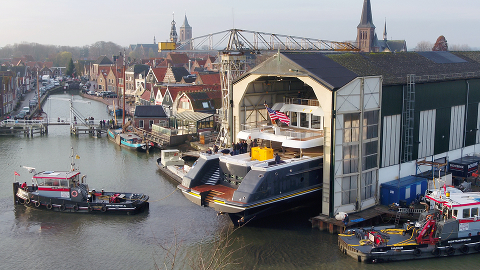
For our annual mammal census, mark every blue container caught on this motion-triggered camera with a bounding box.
[380,176,428,206]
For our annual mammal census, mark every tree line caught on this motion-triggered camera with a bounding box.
[0,41,124,66]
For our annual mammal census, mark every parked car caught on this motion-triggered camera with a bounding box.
[87,90,96,95]
[105,93,117,98]
[21,107,30,115]
[15,111,26,119]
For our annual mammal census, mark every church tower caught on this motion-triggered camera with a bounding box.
[179,14,192,42]
[170,13,178,44]
[179,14,192,50]
[356,0,376,52]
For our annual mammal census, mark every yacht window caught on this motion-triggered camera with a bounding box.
[453,209,458,218]
[463,208,470,218]
[472,208,478,217]
[312,115,322,129]
[290,112,298,127]
[300,113,309,128]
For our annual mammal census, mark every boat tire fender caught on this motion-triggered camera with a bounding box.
[46,203,53,210]
[101,206,107,212]
[60,204,66,211]
[25,198,31,205]
[431,247,440,256]
[475,243,480,252]
[34,201,41,208]
[73,204,79,212]
[413,248,422,256]
[446,246,455,256]
[460,245,469,254]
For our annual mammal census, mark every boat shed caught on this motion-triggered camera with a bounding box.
[133,105,168,132]
[232,50,480,218]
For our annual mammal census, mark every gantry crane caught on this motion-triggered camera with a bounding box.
[165,29,359,145]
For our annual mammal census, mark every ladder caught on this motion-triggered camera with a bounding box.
[394,210,402,226]
[401,74,415,163]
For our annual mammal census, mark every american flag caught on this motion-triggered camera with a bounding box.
[266,106,279,121]
[265,105,290,125]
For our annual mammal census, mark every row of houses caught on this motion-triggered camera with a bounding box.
[0,55,63,117]
[88,52,224,137]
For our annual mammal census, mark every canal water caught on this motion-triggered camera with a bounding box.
[1,92,479,269]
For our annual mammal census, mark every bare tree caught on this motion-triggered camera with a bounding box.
[449,44,472,51]
[414,41,433,51]
[153,224,248,270]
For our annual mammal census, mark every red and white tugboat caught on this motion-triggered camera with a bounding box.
[13,148,149,215]
[338,185,480,263]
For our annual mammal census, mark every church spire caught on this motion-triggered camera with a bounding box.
[182,14,191,28]
[358,0,375,28]
[170,12,178,44]
[383,19,387,41]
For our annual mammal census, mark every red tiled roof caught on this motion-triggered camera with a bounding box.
[141,90,151,100]
[167,53,189,65]
[43,62,53,68]
[195,59,207,66]
[197,73,220,85]
[152,67,167,82]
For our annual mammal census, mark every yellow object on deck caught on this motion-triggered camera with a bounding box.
[251,147,273,161]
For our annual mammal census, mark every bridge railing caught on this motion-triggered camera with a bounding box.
[1,119,46,127]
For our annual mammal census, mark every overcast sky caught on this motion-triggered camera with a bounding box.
[1,0,478,50]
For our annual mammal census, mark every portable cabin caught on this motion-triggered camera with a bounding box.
[380,176,428,206]
[448,156,480,178]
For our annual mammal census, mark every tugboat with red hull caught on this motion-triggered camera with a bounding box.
[13,149,149,215]
[338,186,480,263]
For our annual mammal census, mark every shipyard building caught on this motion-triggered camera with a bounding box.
[231,50,480,217]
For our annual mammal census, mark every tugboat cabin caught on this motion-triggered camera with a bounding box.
[426,188,480,237]
[34,171,81,198]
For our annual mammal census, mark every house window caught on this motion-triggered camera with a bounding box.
[202,102,209,109]
[149,120,154,128]
[182,101,189,109]
[139,120,144,128]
